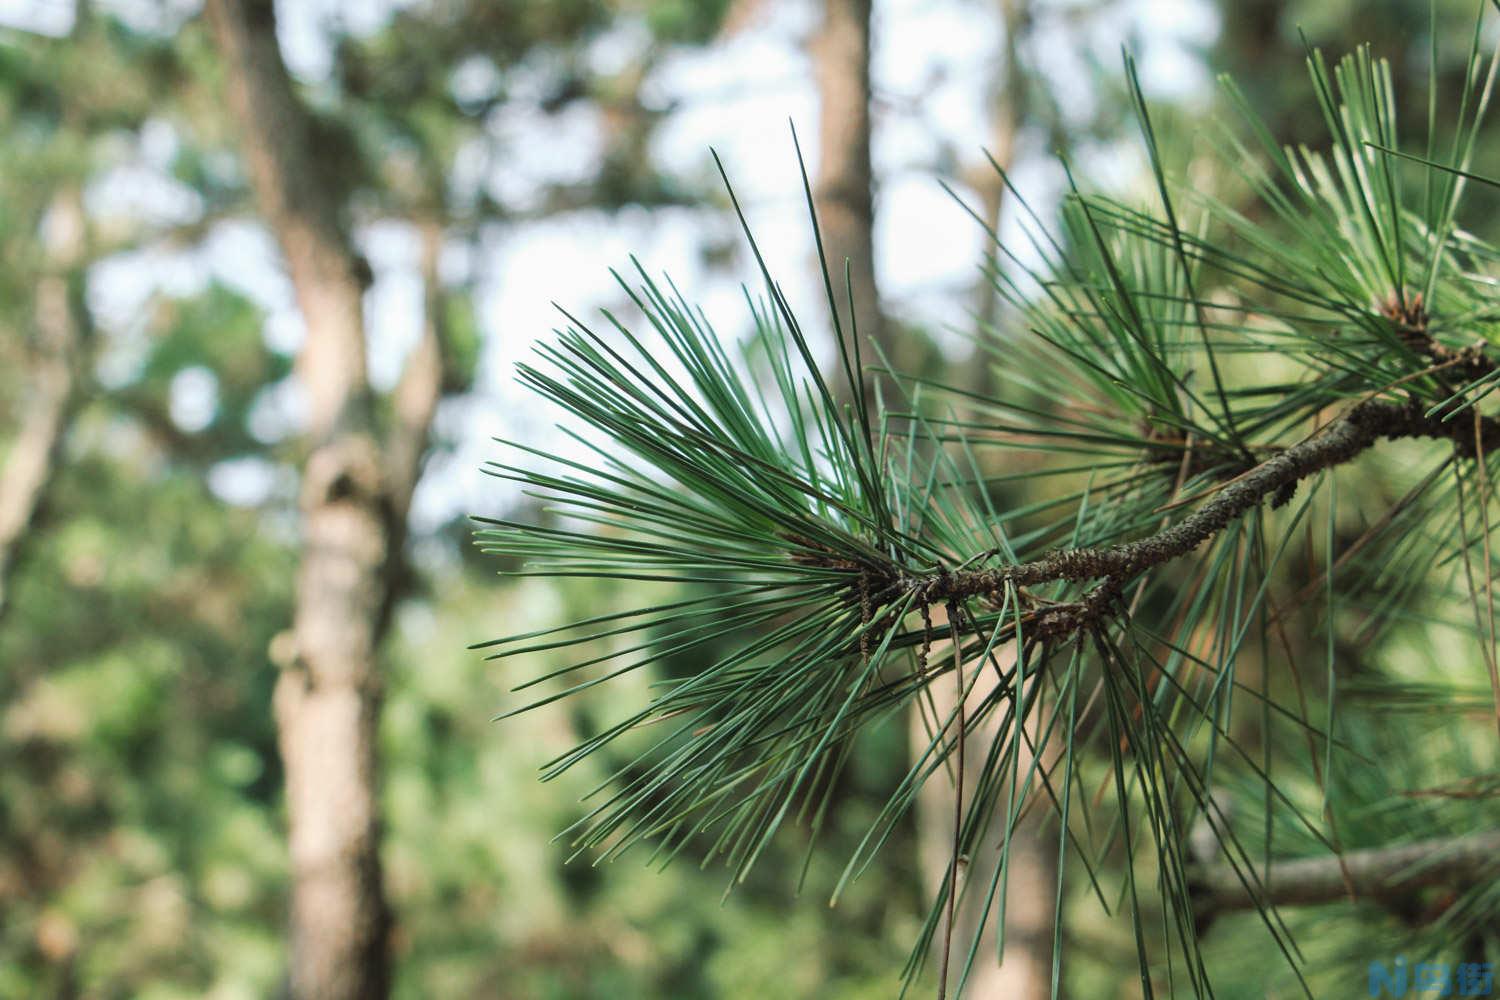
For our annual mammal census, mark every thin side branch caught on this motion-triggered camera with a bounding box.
[1189,829,1500,915]
[386,219,447,525]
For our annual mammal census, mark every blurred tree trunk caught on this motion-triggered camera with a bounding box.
[912,634,1059,999]
[809,11,1059,988]
[1213,0,1306,150]
[811,0,887,382]
[0,187,87,620]
[206,3,447,997]
[970,0,1029,339]
[917,8,1058,996]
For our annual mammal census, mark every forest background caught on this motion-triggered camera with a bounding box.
[0,0,1490,997]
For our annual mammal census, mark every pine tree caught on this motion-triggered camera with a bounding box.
[484,19,1500,997]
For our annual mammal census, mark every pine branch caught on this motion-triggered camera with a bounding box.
[916,398,1500,632]
[1188,829,1500,916]
[1381,292,1498,384]
[485,33,1500,993]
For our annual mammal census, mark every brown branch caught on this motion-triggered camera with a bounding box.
[1189,829,1500,916]
[917,399,1500,627]
[1384,292,1498,385]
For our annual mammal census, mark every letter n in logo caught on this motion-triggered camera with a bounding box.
[1370,956,1409,998]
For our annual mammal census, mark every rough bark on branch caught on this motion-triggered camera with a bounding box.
[924,399,1500,619]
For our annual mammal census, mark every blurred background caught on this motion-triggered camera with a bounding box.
[1,1,1496,997]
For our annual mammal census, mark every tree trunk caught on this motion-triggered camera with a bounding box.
[912,634,1060,999]
[970,0,1028,339]
[810,0,888,383]
[0,187,87,621]
[205,3,446,997]
[915,9,1057,995]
